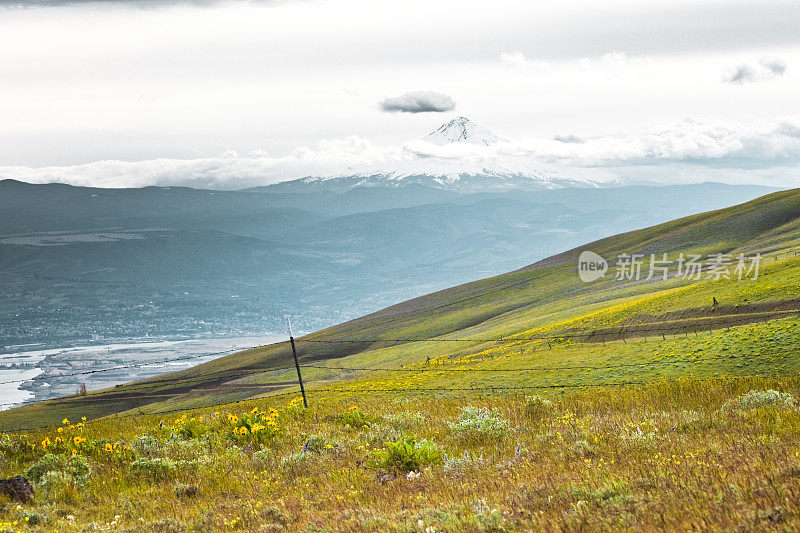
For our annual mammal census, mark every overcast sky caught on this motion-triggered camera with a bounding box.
[1,0,799,188]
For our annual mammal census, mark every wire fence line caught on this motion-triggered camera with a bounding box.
[0,388,308,432]
[3,341,784,410]
[300,349,788,374]
[2,309,797,423]
[2,342,791,412]
[3,381,649,432]
[298,308,800,345]
[4,343,796,431]
[6,369,792,433]
[3,307,796,388]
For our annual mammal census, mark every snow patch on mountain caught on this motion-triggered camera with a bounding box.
[426,116,504,146]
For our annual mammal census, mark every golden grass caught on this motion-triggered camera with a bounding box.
[1,377,800,531]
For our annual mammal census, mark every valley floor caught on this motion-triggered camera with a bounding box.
[1,376,799,531]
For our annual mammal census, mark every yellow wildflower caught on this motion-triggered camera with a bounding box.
[57,427,64,433]
[104,443,114,453]
[62,418,69,425]
[41,437,50,448]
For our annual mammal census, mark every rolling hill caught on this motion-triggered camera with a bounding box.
[3,187,800,429]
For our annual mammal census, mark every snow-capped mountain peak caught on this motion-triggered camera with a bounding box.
[426,116,504,146]
[267,117,599,193]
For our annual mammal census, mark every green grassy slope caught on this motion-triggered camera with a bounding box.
[4,188,800,429]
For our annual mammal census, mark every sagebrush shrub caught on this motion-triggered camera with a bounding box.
[131,435,162,457]
[37,471,72,499]
[252,449,272,464]
[149,517,188,533]
[130,457,177,479]
[26,453,91,489]
[723,389,797,410]
[281,451,311,475]
[164,438,207,460]
[443,451,485,477]
[449,406,510,440]
[130,458,197,479]
[385,411,426,429]
[363,423,403,445]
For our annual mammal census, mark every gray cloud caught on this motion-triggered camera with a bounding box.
[723,57,787,84]
[379,91,455,113]
[723,64,758,84]
[760,56,787,76]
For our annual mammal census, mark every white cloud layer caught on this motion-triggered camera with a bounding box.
[578,51,654,77]
[3,116,800,189]
[500,50,551,70]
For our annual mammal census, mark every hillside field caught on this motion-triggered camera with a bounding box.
[2,189,800,530]
[1,377,800,531]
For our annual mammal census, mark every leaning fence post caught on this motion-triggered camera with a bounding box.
[287,317,308,408]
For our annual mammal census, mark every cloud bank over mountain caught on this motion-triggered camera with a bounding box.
[2,116,800,189]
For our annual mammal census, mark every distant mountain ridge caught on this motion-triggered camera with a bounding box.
[259,171,596,194]
[0,178,779,355]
